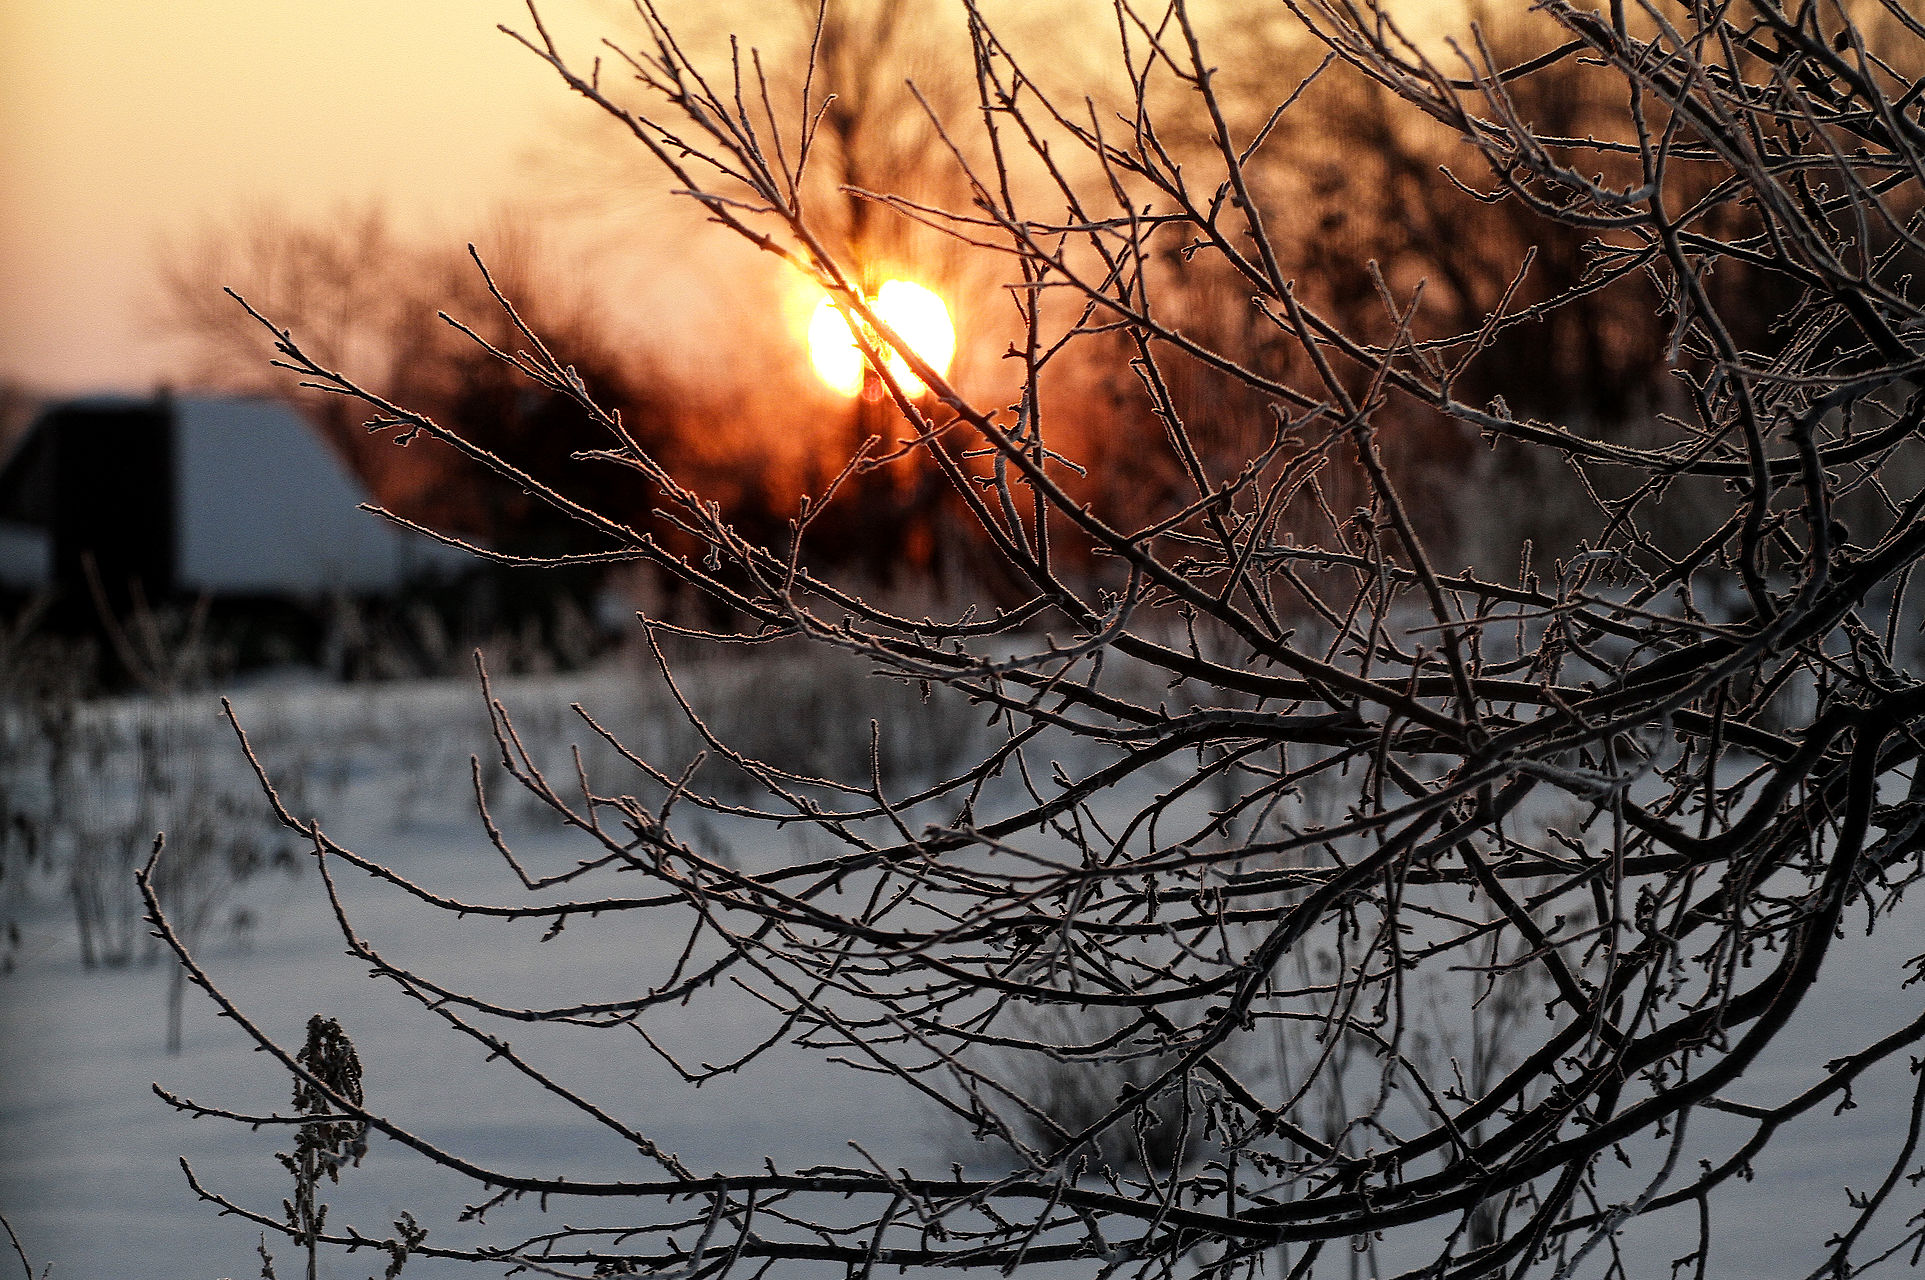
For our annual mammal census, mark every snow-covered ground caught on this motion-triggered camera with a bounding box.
[1,662,1920,1278]
[0,661,979,1278]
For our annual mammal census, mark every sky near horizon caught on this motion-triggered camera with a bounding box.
[0,0,620,396]
[0,0,1440,402]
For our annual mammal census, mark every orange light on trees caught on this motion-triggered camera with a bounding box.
[806,280,955,398]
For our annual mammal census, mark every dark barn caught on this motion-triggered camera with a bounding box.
[0,394,467,608]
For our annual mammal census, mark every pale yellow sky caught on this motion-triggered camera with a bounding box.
[0,1,1457,399]
[0,0,624,394]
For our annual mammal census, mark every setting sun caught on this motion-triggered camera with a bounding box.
[807,280,955,398]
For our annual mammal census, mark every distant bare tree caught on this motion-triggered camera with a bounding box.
[158,205,678,553]
[149,1,1925,1276]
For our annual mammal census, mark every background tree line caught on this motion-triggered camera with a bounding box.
[163,0,1925,597]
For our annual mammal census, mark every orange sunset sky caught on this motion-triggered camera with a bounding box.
[0,0,634,396]
[2,1,1466,403]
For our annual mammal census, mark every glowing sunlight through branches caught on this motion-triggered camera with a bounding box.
[806,280,955,398]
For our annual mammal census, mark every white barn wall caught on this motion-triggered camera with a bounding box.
[172,397,469,594]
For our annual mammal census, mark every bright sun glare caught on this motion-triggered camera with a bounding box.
[807,280,956,398]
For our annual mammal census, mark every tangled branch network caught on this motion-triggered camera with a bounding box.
[145,2,1925,1276]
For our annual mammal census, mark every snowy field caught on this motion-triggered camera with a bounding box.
[1,658,1921,1278]
[0,659,978,1277]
